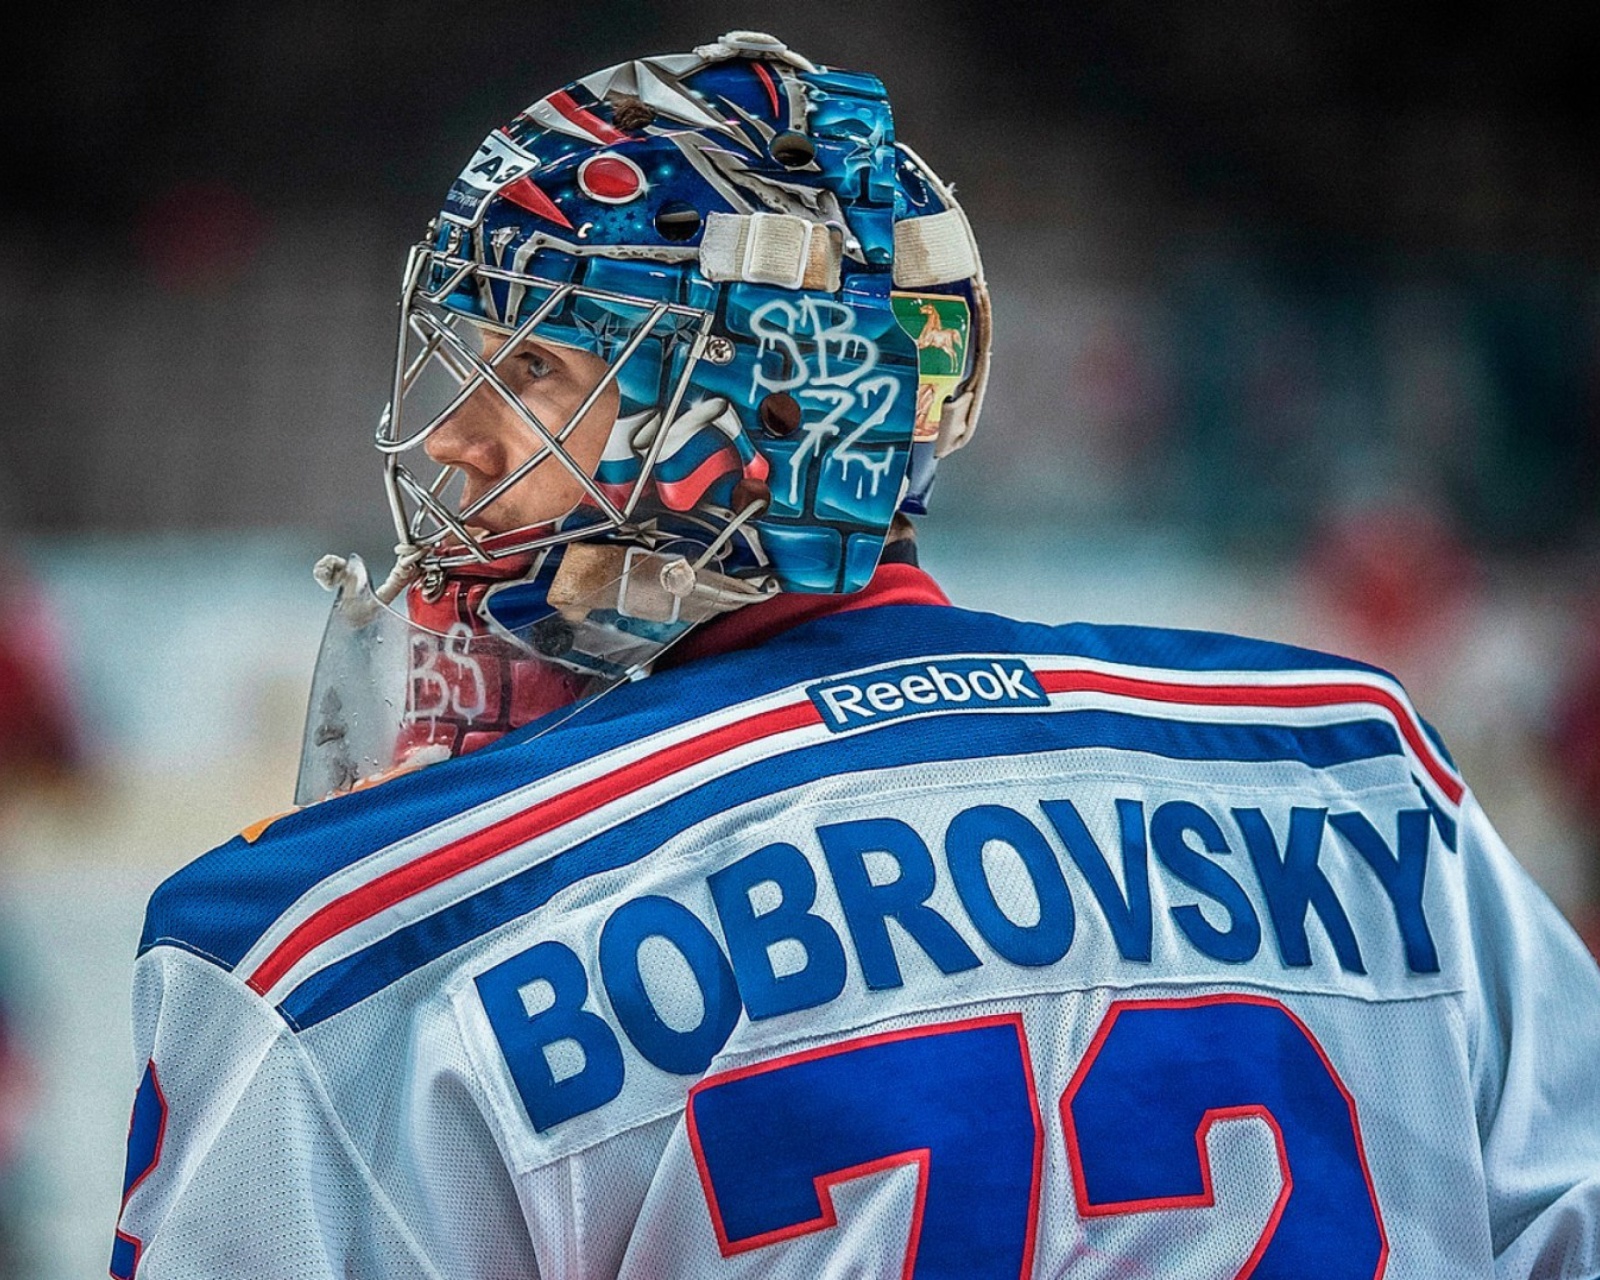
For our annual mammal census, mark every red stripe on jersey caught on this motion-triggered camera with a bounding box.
[246,699,822,995]
[247,655,1456,996]
[1034,669,1462,804]
[547,90,627,143]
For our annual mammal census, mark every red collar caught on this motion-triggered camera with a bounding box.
[659,563,951,669]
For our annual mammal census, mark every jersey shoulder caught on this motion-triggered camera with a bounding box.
[906,600,1401,682]
[772,600,1462,809]
[134,608,873,976]
[137,753,519,973]
[138,598,1454,975]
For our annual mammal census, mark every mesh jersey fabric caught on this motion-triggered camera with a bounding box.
[113,586,1600,1278]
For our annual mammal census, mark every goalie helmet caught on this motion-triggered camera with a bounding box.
[297,30,991,803]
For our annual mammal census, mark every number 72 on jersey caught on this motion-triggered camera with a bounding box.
[686,994,1387,1279]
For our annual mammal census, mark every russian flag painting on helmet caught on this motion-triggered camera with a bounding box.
[296,32,989,803]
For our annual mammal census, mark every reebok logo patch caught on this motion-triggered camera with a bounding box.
[808,659,1047,732]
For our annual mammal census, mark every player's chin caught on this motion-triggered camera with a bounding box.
[481,489,597,538]
[436,510,560,561]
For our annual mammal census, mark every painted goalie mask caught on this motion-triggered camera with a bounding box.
[296,30,991,804]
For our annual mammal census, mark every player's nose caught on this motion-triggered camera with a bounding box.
[424,382,512,479]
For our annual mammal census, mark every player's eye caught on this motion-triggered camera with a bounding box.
[519,349,555,380]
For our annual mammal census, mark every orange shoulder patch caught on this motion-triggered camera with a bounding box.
[239,808,298,844]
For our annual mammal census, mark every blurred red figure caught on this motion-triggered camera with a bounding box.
[1548,599,1600,954]
[0,984,36,1157]
[1301,501,1480,695]
[0,557,81,787]
[0,553,81,1276]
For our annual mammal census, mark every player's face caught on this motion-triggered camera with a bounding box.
[423,328,620,535]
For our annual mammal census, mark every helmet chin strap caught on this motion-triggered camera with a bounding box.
[312,498,776,693]
[544,495,777,630]
[374,542,429,604]
[546,544,775,632]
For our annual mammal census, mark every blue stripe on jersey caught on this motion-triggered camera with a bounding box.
[139,603,1415,971]
[277,710,1404,1029]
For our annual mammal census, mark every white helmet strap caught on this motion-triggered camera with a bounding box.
[699,211,843,291]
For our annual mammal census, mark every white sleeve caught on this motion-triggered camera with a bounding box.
[112,946,443,1280]
[1458,792,1600,1277]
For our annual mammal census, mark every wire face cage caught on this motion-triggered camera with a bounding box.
[379,244,714,568]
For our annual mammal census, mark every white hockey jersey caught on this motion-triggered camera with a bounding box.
[113,567,1600,1278]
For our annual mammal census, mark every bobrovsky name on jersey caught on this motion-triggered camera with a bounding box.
[474,789,1444,1134]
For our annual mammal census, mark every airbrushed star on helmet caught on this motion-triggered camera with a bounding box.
[297,30,991,804]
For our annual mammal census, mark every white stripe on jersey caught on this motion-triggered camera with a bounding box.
[241,651,1460,1008]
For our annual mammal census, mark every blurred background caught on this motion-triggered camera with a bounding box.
[2,1,1597,1271]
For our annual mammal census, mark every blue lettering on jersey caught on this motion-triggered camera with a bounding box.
[599,896,742,1075]
[818,817,983,989]
[946,804,1076,966]
[709,842,848,1019]
[1149,801,1262,964]
[1041,798,1153,963]
[808,659,1046,731]
[1236,807,1366,974]
[476,941,625,1131]
[475,797,1443,1133]
[1329,809,1440,974]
